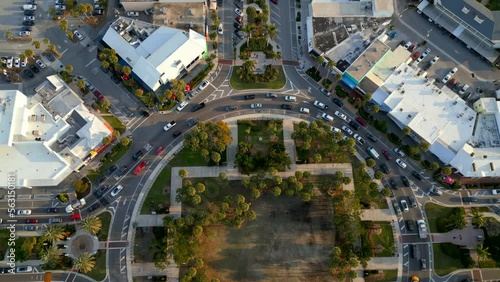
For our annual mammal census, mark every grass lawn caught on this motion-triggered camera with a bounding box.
[141,148,209,214]
[97,212,112,241]
[230,66,286,90]
[238,120,284,156]
[369,222,395,257]
[103,115,126,133]
[352,158,388,209]
[0,229,9,258]
[487,0,500,11]
[192,177,235,204]
[424,203,461,233]
[365,269,398,282]
[433,243,466,276]
[87,143,132,183]
[87,250,106,281]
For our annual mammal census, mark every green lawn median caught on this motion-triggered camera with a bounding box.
[230,66,286,90]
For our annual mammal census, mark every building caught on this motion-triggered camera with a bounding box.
[102,17,207,92]
[121,0,204,12]
[0,76,113,188]
[311,0,394,18]
[418,0,500,63]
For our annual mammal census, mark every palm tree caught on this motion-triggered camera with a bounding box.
[65,65,73,73]
[59,20,68,32]
[73,252,96,273]
[77,79,86,90]
[43,38,51,45]
[43,225,65,244]
[243,59,256,74]
[472,209,485,228]
[48,44,57,52]
[41,246,62,268]
[265,24,278,44]
[77,4,88,19]
[475,244,490,261]
[400,126,411,142]
[369,104,380,119]
[325,60,336,81]
[32,40,41,49]
[241,24,253,44]
[5,30,13,39]
[24,49,34,59]
[85,4,94,18]
[81,216,102,235]
[316,56,325,75]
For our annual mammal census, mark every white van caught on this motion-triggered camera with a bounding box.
[366,147,380,159]
[458,84,469,95]
[176,100,188,112]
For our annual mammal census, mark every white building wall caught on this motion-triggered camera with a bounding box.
[429,140,456,164]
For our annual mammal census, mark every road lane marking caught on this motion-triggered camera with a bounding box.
[85,58,96,67]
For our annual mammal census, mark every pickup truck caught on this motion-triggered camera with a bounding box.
[164,121,176,131]
[65,198,86,213]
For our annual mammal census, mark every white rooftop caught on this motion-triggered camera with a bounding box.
[102,17,207,91]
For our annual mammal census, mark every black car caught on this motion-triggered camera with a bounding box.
[408,196,417,208]
[111,75,121,84]
[114,166,128,179]
[173,130,182,137]
[332,98,343,107]
[244,94,256,100]
[24,10,36,16]
[191,102,205,112]
[389,179,398,189]
[233,23,242,30]
[401,175,410,186]
[406,220,416,232]
[22,26,32,31]
[132,150,144,160]
[217,0,222,4]
[96,175,107,185]
[380,163,391,174]
[46,52,55,62]
[225,105,238,111]
[187,119,199,127]
[23,69,34,78]
[46,208,59,213]
[348,120,360,130]
[100,66,109,73]
[105,164,118,176]
[88,203,100,212]
[22,20,35,26]
[366,133,378,142]
[411,170,422,180]
[140,110,150,117]
[94,185,110,198]
[281,104,292,110]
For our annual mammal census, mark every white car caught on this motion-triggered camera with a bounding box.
[422,48,431,56]
[393,147,405,157]
[234,8,243,17]
[199,80,209,90]
[126,11,139,17]
[353,133,365,145]
[6,57,13,68]
[110,185,123,197]
[55,4,66,10]
[415,54,427,64]
[21,58,27,67]
[430,56,439,64]
[16,209,32,215]
[442,74,451,84]
[299,107,310,113]
[341,125,353,135]
[334,110,348,121]
[217,23,223,35]
[449,67,458,75]
[313,100,327,110]
[400,200,409,212]
[284,95,296,102]
[176,101,188,111]
[492,189,499,195]
[250,103,262,108]
[331,127,341,133]
[24,16,35,21]
[163,121,177,131]
[73,30,84,41]
[404,41,412,49]
[396,158,407,169]
[36,59,45,69]
[321,113,334,122]
[13,57,21,68]
[16,266,33,273]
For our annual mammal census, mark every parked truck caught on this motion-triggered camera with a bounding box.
[65,198,86,213]
[417,219,428,239]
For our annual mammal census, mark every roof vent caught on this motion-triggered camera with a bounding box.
[31,114,37,121]
[490,162,495,171]
[41,114,46,122]
[472,163,476,171]
[461,7,469,14]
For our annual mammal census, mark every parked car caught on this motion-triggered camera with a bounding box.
[266,92,278,98]
[396,158,407,169]
[382,149,392,160]
[408,196,417,208]
[321,113,334,122]
[341,125,353,135]
[16,266,33,273]
[29,64,39,73]
[320,87,331,97]
[393,147,405,157]
[94,185,110,198]
[192,102,205,112]
[88,203,100,212]
[155,146,164,155]
[366,133,378,142]
[17,209,32,215]
[401,176,410,186]
[46,52,55,62]
[73,30,84,40]
[430,56,439,64]
[105,164,118,176]
[24,226,38,231]
[299,107,310,113]
[19,31,31,37]
[235,16,243,25]
[173,131,182,137]
[187,119,199,127]
[35,59,45,69]
[69,214,81,221]
[429,186,442,196]
[411,52,420,60]
[407,44,416,51]
[23,69,34,78]
[381,164,391,174]
[49,218,63,223]
[400,200,409,212]
[348,120,360,130]
[23,16,35,21]
[234,8,243,17]
[334,110,348,121]
[355,116,366,127]
[332,98,343,107]
[492,189,500,195]
[389,178,398,189]
[46,208,59,213]
[26,219,39,223]
[281,104,292,110]
[114,166,128,180]
[407,221,416,232]
[126,11,139,17]
[353,134,364,145]
[14,57,20,68]
[217,23,223,35]
[22,20,35,26]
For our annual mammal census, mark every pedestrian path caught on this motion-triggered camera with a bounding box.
[361,209,394,221]
[131,262,179,281]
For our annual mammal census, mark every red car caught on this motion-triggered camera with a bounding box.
[411,52,420,60]
[93,90,105,102]
[155,146,164,155]
[235,16,243,25]
[26,219,39,224]
[70,214,81,221]
[382,150,392,161]
[133,161,147,175]
[271,0,278,4]
[355,116,366,127]
[408,44,416,52]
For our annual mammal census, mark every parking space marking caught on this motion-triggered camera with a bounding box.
[85,58,96,67]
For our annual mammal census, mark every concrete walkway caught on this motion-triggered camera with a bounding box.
[131,262,179,278]
[361,209,394,221]
[283,120,297,171]
[135,214,167,227]
[431,223,484,248]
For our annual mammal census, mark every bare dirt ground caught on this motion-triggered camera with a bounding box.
[201,192,336,282]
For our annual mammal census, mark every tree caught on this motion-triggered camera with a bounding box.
[175,91,185,102]
[400,126,411,141]
[195,183,205,194]
[211,151,221,164]
[476,244,490,261]
[24,49,34,59]
[374,171,384,180]
[77,79,86,90]
[112,130,121,140]
[314,153,322,163]
[370,104,380,119]
[442,166,452,176]
[184,121,232,155]
[19,54,27,62]
[471,209,485,228]
[179,169,188,178]
[170,79,187,95]
[325,60,336,81]
[74,179,89,193]
[43,38,50,45]
[219,172,227,180]
[366,158,376,168]
[41,246,61,268]
[42,225,65,244]
[101,60,110,69]
[135,89,144,97]
[84,4,94,18]
[77,3,88,19]
[120,136,131,147]
[247,210,257,221]
[419,141,430,152]
[273,186,281,196]
[48,44,57,52]
[243,59,256,73]
[121,66,132,76]
[81,216,102,235]
[73,252,96,273]
[32,40,41,49]
[241,24,253,44]
[316,56,325,74]
[264,23,278,44]
[66,65,74,73]
[59,20,68,31]
[102,136,111,145]
[381,187,391,197]
[5,30,12,39]
[99,99,110,110]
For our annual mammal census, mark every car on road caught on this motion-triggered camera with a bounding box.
[217,23,223,35]
[401,175,410,186]
[126,11,139,17]
[110,185,124,197]
[46,208,59,213]
[396,158,407,169]
[244,94,255,100]
[26,219,39,223]
[334,110,348,121]
[366,133,378,142]
[191,102,205,112]
[313,100,328,110]
[299,107,310,113]
[281,104,292,110]
[70,214,81,221]
[155,146,164,155]
[164,121,176,131]
[390,178,398,189]
[320,87,331,97]
[23,69,34,78]
[24,226,38,231]
[429,186,442,196]
[105,164,118,176]
[225,105,238,111]
[381,149,392,160]
[381,163,391,174]
[250,103,262,109]
[94,185,110,198]
[400,200,409,212]
[284,95,296,102]
[393,147,405,158]
[187,119,199,127]
[176,100,188,111]
[73,30,84,40]
[430,56,439,64]
[133,161,147,175]
[266,93,278,98]
[36,59,45,69]
[462,197,477,203]
[172,130,182,137]
[88,203,99,212]
[16,266,33,273]
[341,125,353,135]
[332,98,343,107]
[408,196,417,208]
[353,134,364,145]
[234,8,243,17]
[355,116,366,127]
[17,209,32,215]
[199,80,210,90]
[411,170,423,180]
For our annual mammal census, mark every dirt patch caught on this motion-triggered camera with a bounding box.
[201,193,335,282]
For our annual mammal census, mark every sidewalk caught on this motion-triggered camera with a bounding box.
[361,209,394,221]
[130,262,179,279]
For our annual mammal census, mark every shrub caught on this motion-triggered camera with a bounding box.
[322,78,332,88]
[248,38,269,51]
[387,132,402,146]
[478,260,496,268]
[335,85,348,98]
[57,193,69,203]
[188,63,214,89]
[305,67,321,82]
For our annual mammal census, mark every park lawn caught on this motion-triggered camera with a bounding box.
[192,178,239,204]
[352,158,388,209]
[141,148,208,214]
[230,66,286,90]
[87,250,106,281]
[97,212,112,241]
[370,222,395,257]
[433,243,465,276]
[238,120,284,156]
[103,115,126,133]
[486,0,500,11]
[424,203,459,233]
